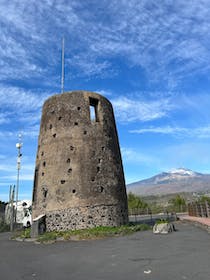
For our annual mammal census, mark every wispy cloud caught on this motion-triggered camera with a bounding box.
[0,160,34,182]
[0,85,51,138]
[0,113,10,125]
[112,96,172,123]
[122,142,210,182]
[1,174,34,181]
[130,125,210,139]
[1,1,210,84]
[0,128,39,139]
[0,131,18,138]
[0,86,49,111]
[0,164,15,172]
[67,56,114,78]
[94,89,113,97]
[121,147,158,165]
[159,142,210,172]
[1,0,210,195]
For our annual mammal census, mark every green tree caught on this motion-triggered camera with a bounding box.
[127,192,148,213]
[170,194,186,212]
[198,195,210,204]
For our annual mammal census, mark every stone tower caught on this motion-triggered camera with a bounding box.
[32,91,128,231]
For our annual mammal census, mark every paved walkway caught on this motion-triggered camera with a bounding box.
[180,215,210,232]
[1,222,210,280]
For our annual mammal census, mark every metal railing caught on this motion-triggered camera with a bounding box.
[188,201,210,218]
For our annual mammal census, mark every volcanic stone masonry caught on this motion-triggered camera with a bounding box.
[32,90,128,231]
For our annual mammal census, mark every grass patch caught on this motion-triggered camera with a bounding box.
[13,224,151,243]
[155,219,169,225]
[0,222,10,233]
[37,224,151,243]
[19,228,31,239]
[11,227,31,240]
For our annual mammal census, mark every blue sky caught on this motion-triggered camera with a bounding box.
[1,0,210,201]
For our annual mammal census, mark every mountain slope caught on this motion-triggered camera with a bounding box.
[127,168,210,196]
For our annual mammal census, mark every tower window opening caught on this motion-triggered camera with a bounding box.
[89,97,99,122]
[43,188,48,198]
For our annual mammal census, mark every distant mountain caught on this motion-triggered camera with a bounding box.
[126,168,210,196]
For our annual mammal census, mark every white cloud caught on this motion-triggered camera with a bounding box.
[0,191,32,202]
[0,164,15,172]
[130,125,210,138]
[94,89,113,97]
[0,160,35,192]
[68,56,113,78]
[0,85,50,138]
[130,126,187,135]
[112,96,172,123]
[0,1,210,83]
[0,86,49,111]
[0,113,10,125]
[121,142,210,182]
[121,147,158,165]
[2,174,34,181]
[0,131,18,138]
[159,142,210,171]
[0,161,34,173]
[22,126,40,138]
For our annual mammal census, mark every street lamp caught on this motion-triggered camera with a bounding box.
[15,134,22,223]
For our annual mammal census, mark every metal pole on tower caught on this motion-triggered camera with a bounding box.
[61,37,65,93]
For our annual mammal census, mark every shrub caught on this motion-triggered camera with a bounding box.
[0,222,9,232]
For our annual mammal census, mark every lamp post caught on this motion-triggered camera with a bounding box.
[15,134,22,223]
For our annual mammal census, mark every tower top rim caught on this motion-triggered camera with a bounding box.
[43,90,112,107]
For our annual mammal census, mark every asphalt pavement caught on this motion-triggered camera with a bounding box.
[0,222,210,280]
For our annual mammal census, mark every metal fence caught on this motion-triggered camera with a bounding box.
[128,208,178,226]
[128,208,152,216]
[188,201,210,218]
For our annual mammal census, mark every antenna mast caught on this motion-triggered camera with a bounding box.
[15,133,23,223]
[61,37,65,93]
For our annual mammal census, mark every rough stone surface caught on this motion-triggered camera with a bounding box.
[153,223,172,234]
[32,91,128,231]
[46,204,128,231]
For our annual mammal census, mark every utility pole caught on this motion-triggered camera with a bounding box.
[10,185,15,232]
[9,185,12,205]
[15,134,22,223]
[61,37,65,93]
